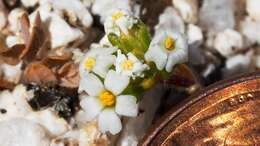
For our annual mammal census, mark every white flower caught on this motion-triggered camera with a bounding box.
[92,0,131,23]
[144,30,188,72]
[79,70,138,135]
[79,45,117,78]
[104,9,138,36]
[115,50,148,79]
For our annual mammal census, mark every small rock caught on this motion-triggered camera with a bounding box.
[187,24,203,45]
[48,13,84,49]
[240,17,260,45]
[225,54,250,69]
[0,11,6,30]
[0,62,22,83]
[81,0,95,8]
[0,118,50,146]
[21,0,39,7]
[172,0,198,23]
[199,0,235,33]
[155,7,185,34]
[0,85,33,121]
[26,109,69,137]
[50,0,93,27]
[8,8,26,34]
[213,29,243,57]
[223,52,252,77]
[71,48,84,63]
[247,0,260,21]
[255,55,260,69]
[5,35,24,48]
[29,2,84,49]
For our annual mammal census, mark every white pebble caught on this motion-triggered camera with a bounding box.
[247,0,260,21]
[5,35,24,48]
[0,11,6,30]
[21,0,39,7]
[8,8,26,34]
[155,7,185,34]
[0,85,33,121]
[187,24,203,44]
[213,29,243,57]
[26,109,69,137]
[49,13,84,49]
[50,0,93,27]
[240,17,260,45]
[255,55,260,68]
[172,0,198,23]
[199,0,235,33]
[72,48,84,63]
[0,62,22,83]
[0,118,50,146]
[225,54,251,70]
[30,4,84,49]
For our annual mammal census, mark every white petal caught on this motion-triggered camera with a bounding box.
[166,49,188,72]
[93,55,116,78]
[115,95,138,117]
[115,50,127,74]
[116,17,129,35]
[127,53,138,62]
[80,96,103,121]
[104,70,130,95]
[98,109,122,135]
[144,45,168,70]
[79,73,104,96]
[165,32,188,72]
[152,30,167,44]
[90,44,118,55]
[79,56,90,77]
[170,31,188,50]
[104,18,120,36]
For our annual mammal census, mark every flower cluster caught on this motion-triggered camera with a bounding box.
[78,9,188,134]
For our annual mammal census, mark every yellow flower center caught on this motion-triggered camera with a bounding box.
[121,59,134,71]
[164,36,175,51]
[112,11,124,21]
[99,91,116,107]
[84,57,96,70]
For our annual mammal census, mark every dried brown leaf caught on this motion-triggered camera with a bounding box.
[42,50,72,68]
[0,0,8,16]
[0,33,7,53]
[36,38,51,59]
[57,62,79,88]
[20,12,48,62]
[23,63,57,84]
[0,78,15,90]
[0,44,25,65]
[47,51,72,61]
[164,64,197,87]
[20,13,30,46]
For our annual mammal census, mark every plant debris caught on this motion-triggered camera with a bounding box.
[27,83,79,120]
[57,62,80,88]
[23,62,57,85]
